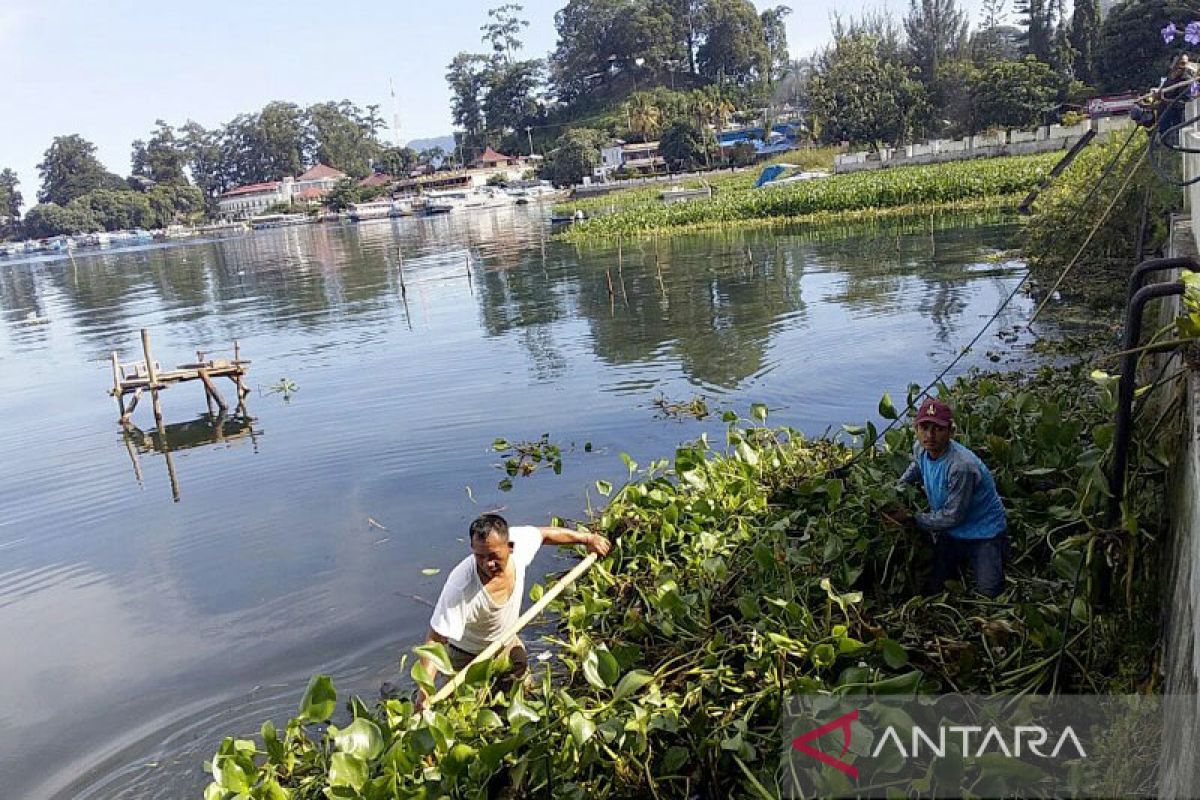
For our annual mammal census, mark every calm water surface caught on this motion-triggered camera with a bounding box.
[0,208,1035,798]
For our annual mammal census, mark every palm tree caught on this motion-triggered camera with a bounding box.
[626,93,663,143]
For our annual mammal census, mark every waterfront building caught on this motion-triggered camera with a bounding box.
[596,140,667,179]
[217,164,346,220]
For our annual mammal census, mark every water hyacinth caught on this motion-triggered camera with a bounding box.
[1187,20,1200,45]
[1163,21,1180,43]
[561,152,1061,241]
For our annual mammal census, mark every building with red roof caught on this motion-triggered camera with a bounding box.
[472,147,521,168]
[217,164,348,219]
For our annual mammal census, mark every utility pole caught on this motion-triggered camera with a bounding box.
[526,126,535,157]
[390,77,402,147]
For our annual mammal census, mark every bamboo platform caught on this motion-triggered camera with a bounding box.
[109,329,251,426]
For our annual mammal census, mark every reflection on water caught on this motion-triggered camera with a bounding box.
[122,413,262,502]
[0,208,1036,799]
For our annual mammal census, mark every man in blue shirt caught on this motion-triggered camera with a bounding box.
[889,398,1008,597]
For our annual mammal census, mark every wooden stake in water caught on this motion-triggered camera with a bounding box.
[111,351,127,420]
[141,329,164,430]
[617,241,629,307]
[397,246,407,296]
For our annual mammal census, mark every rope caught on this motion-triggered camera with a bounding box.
[815,126,1153,480]
[1028,145,1149,323]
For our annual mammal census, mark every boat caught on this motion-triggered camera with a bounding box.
[754,165,829,189]
[425,186,516,214]
[508,182,566,204]
[249,213,310,230]
[197,221,250,237]
[347,199,412,222]
[550,209,586,225]
[660,185,712,204]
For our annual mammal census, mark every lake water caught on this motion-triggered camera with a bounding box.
[0,207,1035,798]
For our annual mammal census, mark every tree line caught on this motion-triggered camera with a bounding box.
[2,0,1192,239]
[450,0,1195,183]
[2,100,448,240]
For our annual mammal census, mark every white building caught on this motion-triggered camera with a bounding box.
[595,140,666,179]
[217,164,347,220]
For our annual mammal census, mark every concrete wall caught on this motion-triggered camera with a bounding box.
[832,117,1135,174]
[1159,117,1200,794]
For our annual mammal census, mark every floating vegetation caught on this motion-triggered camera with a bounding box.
[204,361,1169,798]
[561,152,1061,241]
[265,378,298,402]
[651,394,711,420]
[491,434,564,491]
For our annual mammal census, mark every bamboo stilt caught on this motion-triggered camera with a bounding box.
[140,329,164,430]
[111,352,126,419]
[197,369,228,413]
[233,340,248,399]
[397,246,407,296]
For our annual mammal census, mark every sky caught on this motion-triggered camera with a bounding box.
[0,0,984,206]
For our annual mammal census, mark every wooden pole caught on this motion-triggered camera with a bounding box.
[233,339,248,411]
[198,369,228,414]
[124,432,143,486]
[163,445,181,503]
[427,552,598,707]
[140,329,164,430]
[111,352,126,420]
[617,241,628,307]
[198,352,215,416]
[397,246,407,296]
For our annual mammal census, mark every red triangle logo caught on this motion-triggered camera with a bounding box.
[791,709,860,779]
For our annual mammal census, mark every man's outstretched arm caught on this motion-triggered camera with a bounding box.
[538,526,611,556]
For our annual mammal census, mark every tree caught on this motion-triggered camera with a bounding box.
[1014,0,1055,61]
[903,0,969,78]
[542,128,604,185]
[180,121,231,204]
[831,10,905,62]
[626,91,664,141]
[550,0,676,102]
[759,5,792,85]
[418,147,447,166]
[1069,0,1101,85]
[145,183,206,227]
[0,168,22,225]
[658,0,704,74]
[22,203,101,238]
[482,3,530,62]
[809,33,929,146]
[68,189,153,231]
[324,178,362,212]
[658,118,711,169]
[307,100,384,178]
[446,52,490,156]
[970,0,1023,62]
[378,146,418,176]
[1097,0,1200,92]
[482,58,544,135]
[36,134,124,206]
[969,55,1058,129]
[931,58,982,136]
[696,0,769,84]
[727,140,758,165]
[222,102,309,186]
[131,120,188,184]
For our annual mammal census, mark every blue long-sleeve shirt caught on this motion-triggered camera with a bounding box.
[897,440,1006,540]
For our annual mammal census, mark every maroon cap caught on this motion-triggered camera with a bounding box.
[915,398,953,427]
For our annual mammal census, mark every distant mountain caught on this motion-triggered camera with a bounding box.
[404,135,456,154]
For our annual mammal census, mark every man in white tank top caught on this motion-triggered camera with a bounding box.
[415,513,610,708]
